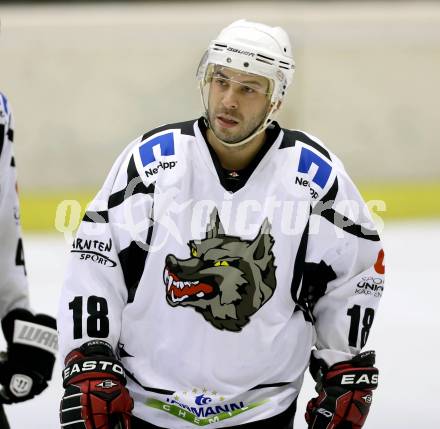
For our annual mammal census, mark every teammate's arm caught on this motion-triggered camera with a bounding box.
[0,94,57,404]
[0,95,29,321]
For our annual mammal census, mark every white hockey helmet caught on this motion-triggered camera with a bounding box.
[196,19,295,145]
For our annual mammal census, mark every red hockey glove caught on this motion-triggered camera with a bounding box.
[60,340,133,429]
[305,351,378,429]
[0,308,57,404]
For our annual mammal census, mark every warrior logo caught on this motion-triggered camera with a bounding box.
[163,209,277,331]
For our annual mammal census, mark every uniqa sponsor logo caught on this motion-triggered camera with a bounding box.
[355,276,384,297]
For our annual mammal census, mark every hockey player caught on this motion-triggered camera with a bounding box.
[0,93,57,428]
[58,20,384,429]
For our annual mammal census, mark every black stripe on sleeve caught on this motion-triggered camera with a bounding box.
[119,222,154,304]
[290,217,310,304]
[319,177,338,205]
[279,129,332,161]
[141,119,196,142]
[7,128,13,143]
[108,155,155,210]
[83,210,109,223]
[290,217,317,323]
[313,177,380,241]
[319,209,381,241]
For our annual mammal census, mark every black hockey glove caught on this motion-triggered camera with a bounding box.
[305,351,378,429]
[60,340,133,429]
[0,308,57,404]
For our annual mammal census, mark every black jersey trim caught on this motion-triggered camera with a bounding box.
[299,260,337,318]
[108,178,155,209]
[290,216,316,323]
[0,124,4,159]
[279,129,332,161]
[319,177,338,205]
[108,155,155,210]
[83,210,109,223]
[319,209,381,241]
[7,128,13,143]
[126,370,294,395]
[313,177,380,241]
[10,156,15,167]
[115,155,156,302]
[250,381,293,390]
[199,118,281,193]
[141,119,196,142]
[126,370,174,395]
[119,221,155,304]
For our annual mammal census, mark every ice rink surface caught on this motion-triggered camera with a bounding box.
[3,220,440,428]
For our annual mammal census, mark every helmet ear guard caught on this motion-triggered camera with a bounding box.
[196,20,295,146]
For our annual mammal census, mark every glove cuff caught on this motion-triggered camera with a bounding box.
[63,340,127,387]
[324,351,379,391]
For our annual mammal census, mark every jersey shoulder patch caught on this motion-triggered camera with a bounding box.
[138,119,196,168]
[279,128,336,201]
[134,119,197,186]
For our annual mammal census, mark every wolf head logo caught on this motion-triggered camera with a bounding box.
[163,209,277,331]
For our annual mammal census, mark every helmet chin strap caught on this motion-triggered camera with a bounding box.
[200,82,278,148]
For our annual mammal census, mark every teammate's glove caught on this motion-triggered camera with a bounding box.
[60,340,133,429]
[305,351,378,429]
[0,308,57,403]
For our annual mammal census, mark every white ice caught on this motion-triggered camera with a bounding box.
[3,220,440,428]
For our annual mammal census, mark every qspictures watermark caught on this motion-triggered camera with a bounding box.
[53,187,386,252]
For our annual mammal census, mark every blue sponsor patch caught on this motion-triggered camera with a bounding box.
[139,132,175,166]
[298,147,332,189]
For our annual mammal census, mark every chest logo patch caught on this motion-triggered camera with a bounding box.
[163,209,277,331]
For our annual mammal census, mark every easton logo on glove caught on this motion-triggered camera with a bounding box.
[63,359,125,384]
[60,340,133,429]
[96,379,119,389]
[340,372,378,386]
[305,351,379,429]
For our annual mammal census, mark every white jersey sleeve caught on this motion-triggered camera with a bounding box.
[305,153,384,366]
[57,136,153,359]
[0,93,29,319]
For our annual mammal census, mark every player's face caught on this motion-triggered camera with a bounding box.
[207,66,272,144]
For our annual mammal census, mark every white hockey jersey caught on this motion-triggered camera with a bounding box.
[0,92,29,320]
[58,118,385,428]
